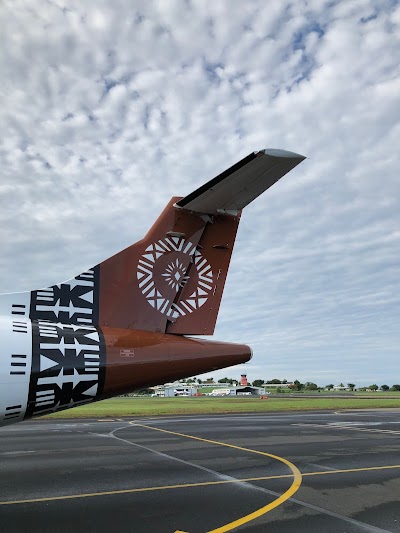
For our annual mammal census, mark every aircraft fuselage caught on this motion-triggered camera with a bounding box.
[0,315,250,426]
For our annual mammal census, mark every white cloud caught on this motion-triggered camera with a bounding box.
[0,0,399,386]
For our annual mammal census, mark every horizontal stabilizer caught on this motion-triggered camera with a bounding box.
[175,149,305,215]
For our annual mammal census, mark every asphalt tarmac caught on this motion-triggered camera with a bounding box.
[1,410,400,533]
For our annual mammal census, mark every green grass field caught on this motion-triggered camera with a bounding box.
[44,395,400,419]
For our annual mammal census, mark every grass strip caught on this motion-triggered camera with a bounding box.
[43,396,400,419]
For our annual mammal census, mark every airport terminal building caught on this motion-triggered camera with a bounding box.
[155,383,265,397]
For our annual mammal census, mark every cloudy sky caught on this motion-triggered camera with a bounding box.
[1,0,399,387]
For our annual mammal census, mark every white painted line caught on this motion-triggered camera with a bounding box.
[293,423,400,435]
[2,450,35,456]
[307,463,338,472]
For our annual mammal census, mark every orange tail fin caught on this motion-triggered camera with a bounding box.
[98,198,240,334]
[98,149,305,334]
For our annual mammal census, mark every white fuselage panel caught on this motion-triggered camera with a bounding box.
[0,316,32,426]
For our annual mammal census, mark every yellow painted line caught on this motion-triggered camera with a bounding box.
[302,464,400,477]
[1,464,400,507]
[0,477,281,506]
[131,422,302,533]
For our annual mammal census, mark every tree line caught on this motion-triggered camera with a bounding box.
[183,377,400,392]
[286,382,400,392]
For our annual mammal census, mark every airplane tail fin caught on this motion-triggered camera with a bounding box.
[99,148,305,335]
[2,149,304,335]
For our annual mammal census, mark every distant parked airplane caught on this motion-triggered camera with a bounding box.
[0,149,305,427]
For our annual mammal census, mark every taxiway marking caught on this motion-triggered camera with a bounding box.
[130,422,302,533]
[294,423,400,435]
[1,464,399,506]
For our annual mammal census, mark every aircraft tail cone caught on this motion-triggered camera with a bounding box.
[101,329,252,397]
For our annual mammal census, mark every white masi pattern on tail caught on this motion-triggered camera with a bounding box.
[137,237,214,319]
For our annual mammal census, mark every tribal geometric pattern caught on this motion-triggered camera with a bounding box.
[0,268,104,426]
[26,321,105,418]
[137,236,213,319]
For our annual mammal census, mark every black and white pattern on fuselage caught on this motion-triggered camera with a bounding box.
[25,321,105,418]
[29,267,99,325]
